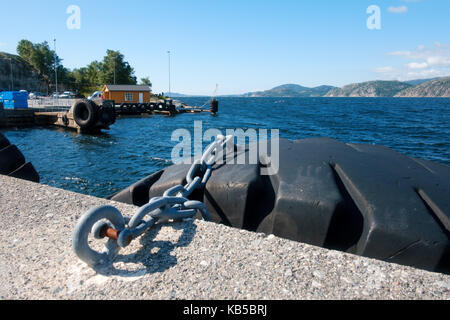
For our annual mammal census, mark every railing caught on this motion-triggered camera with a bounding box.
[27,98,76,109]
[31,106,71,112]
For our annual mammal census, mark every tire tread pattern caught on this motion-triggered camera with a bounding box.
[109,137,450,273]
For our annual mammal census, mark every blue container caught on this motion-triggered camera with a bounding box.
[0,91,28,109]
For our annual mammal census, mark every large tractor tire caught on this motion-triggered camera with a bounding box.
[143,103,152,113]
[120,103,128,114]
[109,137,450,273]
[136,103,145,113]
[130,103,139,114]
[98,105,116,125]
[0,132,39,183]
[72,100,98,129]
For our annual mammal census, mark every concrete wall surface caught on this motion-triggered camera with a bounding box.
[0,175,448,300]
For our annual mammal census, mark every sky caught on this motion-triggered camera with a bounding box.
[0,0,449,95]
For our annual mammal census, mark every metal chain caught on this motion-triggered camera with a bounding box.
[72,134,233,267]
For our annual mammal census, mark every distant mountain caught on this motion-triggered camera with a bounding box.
[164,77,449,99]
[166,92,191,97]
[242,84,337,97]
[395,77,450,97]
[324,81,412,97]
[238,78,449,98]
[404,78,440,86]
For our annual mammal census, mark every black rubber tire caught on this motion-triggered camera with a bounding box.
[98,107,108,124]
[9,162,40,182]
[98,106,116,125]
[62,114,69,126]
[136,103,145,113]
[110,106,117,123]
[0,133,10,150]
[120,103,128,114]
[108,170,164,206]
[0,132,39,183]
[130,103,138,114]
[72,100,98,129]
[110,137,450,274]
[168,104,177,115]
[0,145,25,175]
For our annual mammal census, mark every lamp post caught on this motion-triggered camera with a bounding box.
[9,58,13,91]
[167,50,171,97]
[54,38,58,97]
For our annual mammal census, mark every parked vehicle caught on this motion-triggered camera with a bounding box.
[59,91,75,99]
[28,92,43,99]
[88,91,104,100]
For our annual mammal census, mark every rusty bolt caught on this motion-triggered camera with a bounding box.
[99,225,120,240]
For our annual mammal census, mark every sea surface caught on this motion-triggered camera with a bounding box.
[2,97,449,198]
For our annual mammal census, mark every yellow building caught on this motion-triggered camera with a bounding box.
[102,85,151,104]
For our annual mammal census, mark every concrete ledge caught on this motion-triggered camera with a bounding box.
[0,175,449,300]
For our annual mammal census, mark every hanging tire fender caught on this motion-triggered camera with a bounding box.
[0,133,39,183]
[72,100,98,129]
[98,107,113,125]
[62,114,69,126]
[120,103,127,113]
[136,103,145,113]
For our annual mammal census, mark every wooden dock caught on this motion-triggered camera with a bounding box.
[0,98,217,133]
[0,109,35,127]
[0,101,114,133]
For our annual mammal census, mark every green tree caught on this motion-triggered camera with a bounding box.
[16,40,140,95]
[16,40,35,65]
[139,77,152,87]
[100,50,136,85]
[17,39,69,90]
[17,40,58,77]
[69,61,103,96]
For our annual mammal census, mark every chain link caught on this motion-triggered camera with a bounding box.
[72,134,233,267]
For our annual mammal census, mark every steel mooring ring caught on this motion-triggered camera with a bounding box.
[72,205,126,267]
[72,135,230,268]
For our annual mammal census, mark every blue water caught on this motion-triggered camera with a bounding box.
[2,97,449,198]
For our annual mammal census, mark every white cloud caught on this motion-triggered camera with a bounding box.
[406,62,428,69]
[375,43,450,80]
[389,51,411,57]
[388,43,450,65]
[374,67,445,81]
[426,56,450,66]
[374,66,395,73]
[388,6,408,13]
[406,69,444,79]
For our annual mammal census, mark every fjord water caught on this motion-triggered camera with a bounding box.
[2,97,449,198]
